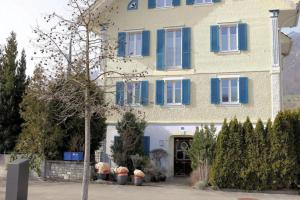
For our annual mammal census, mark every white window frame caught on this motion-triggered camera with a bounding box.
[220,78,240,105]
[194,0,213,5]
[126,32,142,57]
[219,24,239,53]
[126,82,142,106]
[156,0,173,8]
[165,28,183,70]
[165,80,183,105]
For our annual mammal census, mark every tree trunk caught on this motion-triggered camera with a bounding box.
[81,28,91,200]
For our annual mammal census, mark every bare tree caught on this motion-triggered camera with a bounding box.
[32,0,147,199]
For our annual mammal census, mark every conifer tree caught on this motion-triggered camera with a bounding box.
[210,119,230,188]
[270,111,297,189]
[0,32,27,153]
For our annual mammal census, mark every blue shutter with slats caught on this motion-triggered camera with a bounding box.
[143,136,150,156]
[186,0,195,5]
[173,0,181,6]
[211,78,220,104]
[238,23,248,51]
[239,77,249,104]
[114,136,121,149]
[157,29,165,70]
[156,80,165,105]
[182,27,191,69]
[210,26,220,53]
[141,81,149,106]
[182,79,191,105]
[148,0,156,9]
[116,82,124,106]
[212,0,221,2]
[118,32,126,57]
[142,31,150,56]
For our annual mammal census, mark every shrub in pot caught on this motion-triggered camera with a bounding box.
[133,169,145,186]
[116,166,129,185]
[95,162,110,180]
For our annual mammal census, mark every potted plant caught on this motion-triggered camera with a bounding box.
[116,166,129,185]
[95,162,110,180]
[133,169,145,186]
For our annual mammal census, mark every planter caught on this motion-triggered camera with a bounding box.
[117,174,128,185]
[134,176,143,186]
[97,173,109,181]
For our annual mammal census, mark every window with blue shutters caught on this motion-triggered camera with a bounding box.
[187,0,220,5]
[156,79,191,106]
[143,136,150,156]
[210,23,248,53]
[157,27,191,70]
[211,77,249,105]
[116,81,149,106]
[118,31,150,57]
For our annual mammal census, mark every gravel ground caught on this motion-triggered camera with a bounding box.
[1,178,300,200]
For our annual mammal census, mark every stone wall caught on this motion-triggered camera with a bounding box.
[44,160,93,181]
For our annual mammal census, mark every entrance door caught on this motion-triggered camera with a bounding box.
[174,137,193,176]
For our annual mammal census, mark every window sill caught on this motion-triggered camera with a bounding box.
[217,50,241,55]
[194,3,214,7]
[126,55,144,58]
[218,103,241,107]
[125,104,143,107]
[163,103,185,107]
[154,6,175,10]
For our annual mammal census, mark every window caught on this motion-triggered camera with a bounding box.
[126,32,142,56]
[221,78,239,104]
[126,82,141,105]
[195,0,212,4]
[220,24,238,52]
[156,0,172,8]
[165,29,182,69]
[166,80,182,104]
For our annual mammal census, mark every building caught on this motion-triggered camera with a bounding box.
[93,0,300,177]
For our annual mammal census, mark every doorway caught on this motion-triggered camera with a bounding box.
[174,137,193,176]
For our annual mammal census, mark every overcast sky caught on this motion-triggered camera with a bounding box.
[0,1,300,76]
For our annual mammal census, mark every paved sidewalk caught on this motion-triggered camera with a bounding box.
[1,179,300,200]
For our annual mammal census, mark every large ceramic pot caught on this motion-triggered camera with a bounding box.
[98,173,109,181]
[117,174,128,185]
[134,176,143,186]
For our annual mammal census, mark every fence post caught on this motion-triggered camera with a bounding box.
[5,159,29,200]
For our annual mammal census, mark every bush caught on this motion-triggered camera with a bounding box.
[111,112,146,174]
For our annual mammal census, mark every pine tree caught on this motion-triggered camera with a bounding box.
[270,111,297,189]
[112,112,146,173]
[0,32,27,153]
[210,119,230,188]
[227,117,245,188]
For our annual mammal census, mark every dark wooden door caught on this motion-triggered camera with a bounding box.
[174,137,193,176]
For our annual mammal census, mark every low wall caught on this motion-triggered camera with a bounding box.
[44,160,94,181]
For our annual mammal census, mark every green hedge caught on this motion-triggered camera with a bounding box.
[210,110,300,190]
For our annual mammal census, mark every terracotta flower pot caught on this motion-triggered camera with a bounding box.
[134,176,143,186]
[117,174,128,185]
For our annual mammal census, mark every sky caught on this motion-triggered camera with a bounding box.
[0,1,300,76]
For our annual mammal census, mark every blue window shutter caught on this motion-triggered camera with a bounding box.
[210,26,220,53]
[212,0,221,2]
[182,79,191,105]
[211,78,220,104]
[186,0,195,5]
[156,80,165,105]
[141,81,149,106]
[118,32,126,57]
[173,0,181,6]
[114,136,121,150]
[182,27,191,69]
[239,77,249,104]
[143,136,150,156]
[148,0,156,9]
[238,23,248,51]
[142,31,150,56]
[116,82,125,106]
[156,29,165,70]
